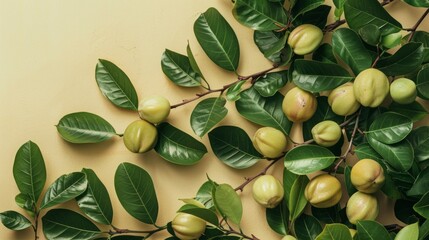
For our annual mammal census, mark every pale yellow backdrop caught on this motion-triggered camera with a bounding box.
[0,1,428,240]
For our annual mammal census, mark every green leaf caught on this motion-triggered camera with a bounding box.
[191,97,228,137]
[409,31,429,63]
[344,0,402,36]
[403,0,429,7]
[344,166,357,197]
[0,211,32,230]
[407,167,429,197]
[292,59,353,92]
[417,64,429,100]
[395,199,420,224]
[187,43,205,80]
[311,204,341,224]
[178,204,219,226]
[155,123,207,165]
[292,0,324,19]
[316,223,352,240]
[389,101,428,122]
[414,191,429,219]
[420,220,429,240]
[332,28,372,75]
[395,222,419,240]
[283,168,298,206]
[15,193,35,217]
[40,172,88,210]
[213,184,242,225]
[56,112,117,144]
[358,24,381,46]
[254,71,288,97]
[42,209,101,240]
[233,0,287,31]
[95,59,138,111]
[284,145,336,175]
[226,81,246,101]
[266,200,288,235]
[13,141,46,203]
[407,126,429,162]
[366,112,413,145]
[293,5,331,30]
[236,88,292,135]
[289,175,309,222]
[194,7,240,72]
[115,162,158,225]
[355,220,391,240]
[376,43,424,76]
[161,49,203,87]
[313,44,337,64]
[208,126,261,169]
[367,137,414,172]
[295,214,323,240]
[196,181,215,209]
[76,168,113,225]
[254,31,292,63]
[388,167,415,193]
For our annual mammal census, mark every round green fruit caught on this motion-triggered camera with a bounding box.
[252,127,287,158]
[381,32,402,49]
[172,213,206,240]
[123,120,158,153]
[305,174,342,208]
[353,68,389,107]
[328,82,361,116]
[282,235,297,240]
[351,159,385,194]
[311,120,342,147]
[346,192,379,224]
[282,87,317,123]
[252,175,284,208]
[287,24,323,55]
[390,78,417,104]
[138,95,171,124]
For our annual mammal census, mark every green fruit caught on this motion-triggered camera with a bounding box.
[138,95,171,124]
[252,175,284,208]
[123,120,158,153]
[351,159,385,194]
[288,24,323,55]
[172,213,206,240]
[353,68,390,107]
[390,78,417,104]
[282,87,317,123]
[282,235,297,240]
[328,82,361,116]
[346,192,379,224]
[311,120,342,147]
[381,32,402,49]
[305,174,342,208]
[252,127,287,158]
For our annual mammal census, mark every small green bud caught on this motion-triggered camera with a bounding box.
[123,120,158,153]
[390,78,417,104]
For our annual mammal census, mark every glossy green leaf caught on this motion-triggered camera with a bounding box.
[407,126,429,162]
[376,43,424,76]
[289,175,309,222]
[187,43,205,80]
[344,0,402,36]
[56,112,117,144]
[292,59,353,92]
[226,81,246,101]
[355,220,391,240]
[311,204,341,224]
[13,141,46,203]
[283,168,298,206]
[388,167,415,193]
[213,184,242,225]
[254,71,288,97]
[354,143,383,161]
[294,214,323,240]
[414,191,429,219]
[236,88,292,135]
[403,0,429,7]
[332,28,372,75]
[254,31,291,63]
[15,193,35,217]
[292,0,324,19]
[208,126,261,169]
[191,97,228,137]
[266,200,288,235]
[417,64,429,100]
[284,145,336,175]
[420,220,429,240]
[42,209,101,240]
[409,31,429,63]
[316,223,352,240]
[95,236,143,240]
[367,137,414,172]
[161,49,203,87]
[345,107,384,146]
[233,0,287,31]
[367,112,413,145]
[155,123,207,165]
[178,204,219,226]
[0,211,32,230]
[358,24,381,46]
[395,199,420,225]
[76,168,113,225]
[293,5,331,30]
[344,166,357,197]
[40,172,88,210]
[407,167,429,197]
[313,43,337,64]
[194,8,239,72]
[95,59,138,111]
[115,162,158,225]
[196,181,215,209]
[395,222,419,240]
[389,101,428,122]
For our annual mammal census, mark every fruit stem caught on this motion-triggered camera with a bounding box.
[407,8,429,42]
[108,224,167,238]
[220,218,261,240]
[234,157,282,192]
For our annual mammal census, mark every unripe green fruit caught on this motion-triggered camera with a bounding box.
[328,82,361,116]
[390,78,417,104]
[353,68,390,107]
[288,24,323,55]
[123,120,158,153]
[252,175,284,208]
[172,213,206,240]
[282,87,317,123]
[252,127,287,158]
[282,235,297,240]
[311,120,342,147]
[346,192,379,224]
[138,95,171,124]
[381,32,402,49]
[351,159,385,193]
[305,174,342,208]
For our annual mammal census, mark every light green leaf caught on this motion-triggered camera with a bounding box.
[366,112,413,145]
[233,0,287,31]
[316,223,352,240]
[284,145,336,175]
[289,175,309,222]
[213,184,242,225]
[254,71,288,97]
[161,49,203,87]
[376,43,424,76]
[191,97,228,137]
[394,222,419,240]
[367,137,414,172]
[0,211,32,230]
[355,220,391,240]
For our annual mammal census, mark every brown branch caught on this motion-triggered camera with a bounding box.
[221,219,261,240]
[234,158,282,192]
[108,225,167,237]
[407,8,429,42]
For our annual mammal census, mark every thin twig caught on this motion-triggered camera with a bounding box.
[234,158,282,192]
[407,8,429,42]
[108,225,167,237]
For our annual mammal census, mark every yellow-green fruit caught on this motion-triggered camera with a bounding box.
[311,120,342,147]
[287,24,323,55]
[138,95,171,124]
[381,32,402,49]
[346,192,379,224]
[252,127,287,158]
[390,78,417,104]
[172,213,206,240]
[282,87,317,123]
[252,175,284,208]
[304,174,342,208]
[353,68,390,107]
[123,120,158,153]
[282,235,297,240]
[328,82,361,116]
[351,159,385,193]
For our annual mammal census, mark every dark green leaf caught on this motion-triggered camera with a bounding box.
[395,199,420,224]
[313,44,338,64]
[187,43,205,80]
[254,71,288,97]
[289,175,309,222]
[196,181,215,209]
[0,211,32,230]
[40,172,87,210]
[367,137,414,171]
[387,166,415,193]
[417,64,429,100]
[414,191,429,219]
[358,24,381,46]
[283,168,298,206]
[266,200,288,235]
[354,143,383,161]
[15,193,35,217]
[395,222,419,240]
[284,145,336,175]
[233,0,287,31]
[254,31,292,63]
[178,204,219,226]
[295,214,323,240]
[293,5,331,30]
[56,112,117,144]
[226,81,246,102]
[95,59,138,111]
[311,204,341,224]
[161,49,203,87]
[191,97,228,137]
[42,209,101,240]
[376,43,424,76]
[409,31,429,63]
[407,126,429,162]
[403,0,429,7]
[408,167,429,197]
[345,107,384,145]
[208,126,261,169]
[316,223,352,240]
[344,166,357,197]
[420,220,429,240]
[367,112,413,145]
[194,8,240,72]
[76,168,113,225]
[292,0,324,19]
[389,101,428,122]
[115,162,158,224]
[355,220,391,240]
[13,141,46,203]
[213,184,242,225]
[155,123,207,165]
[292,59,353,92]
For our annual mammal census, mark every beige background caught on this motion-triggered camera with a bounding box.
[0,1,428,239]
